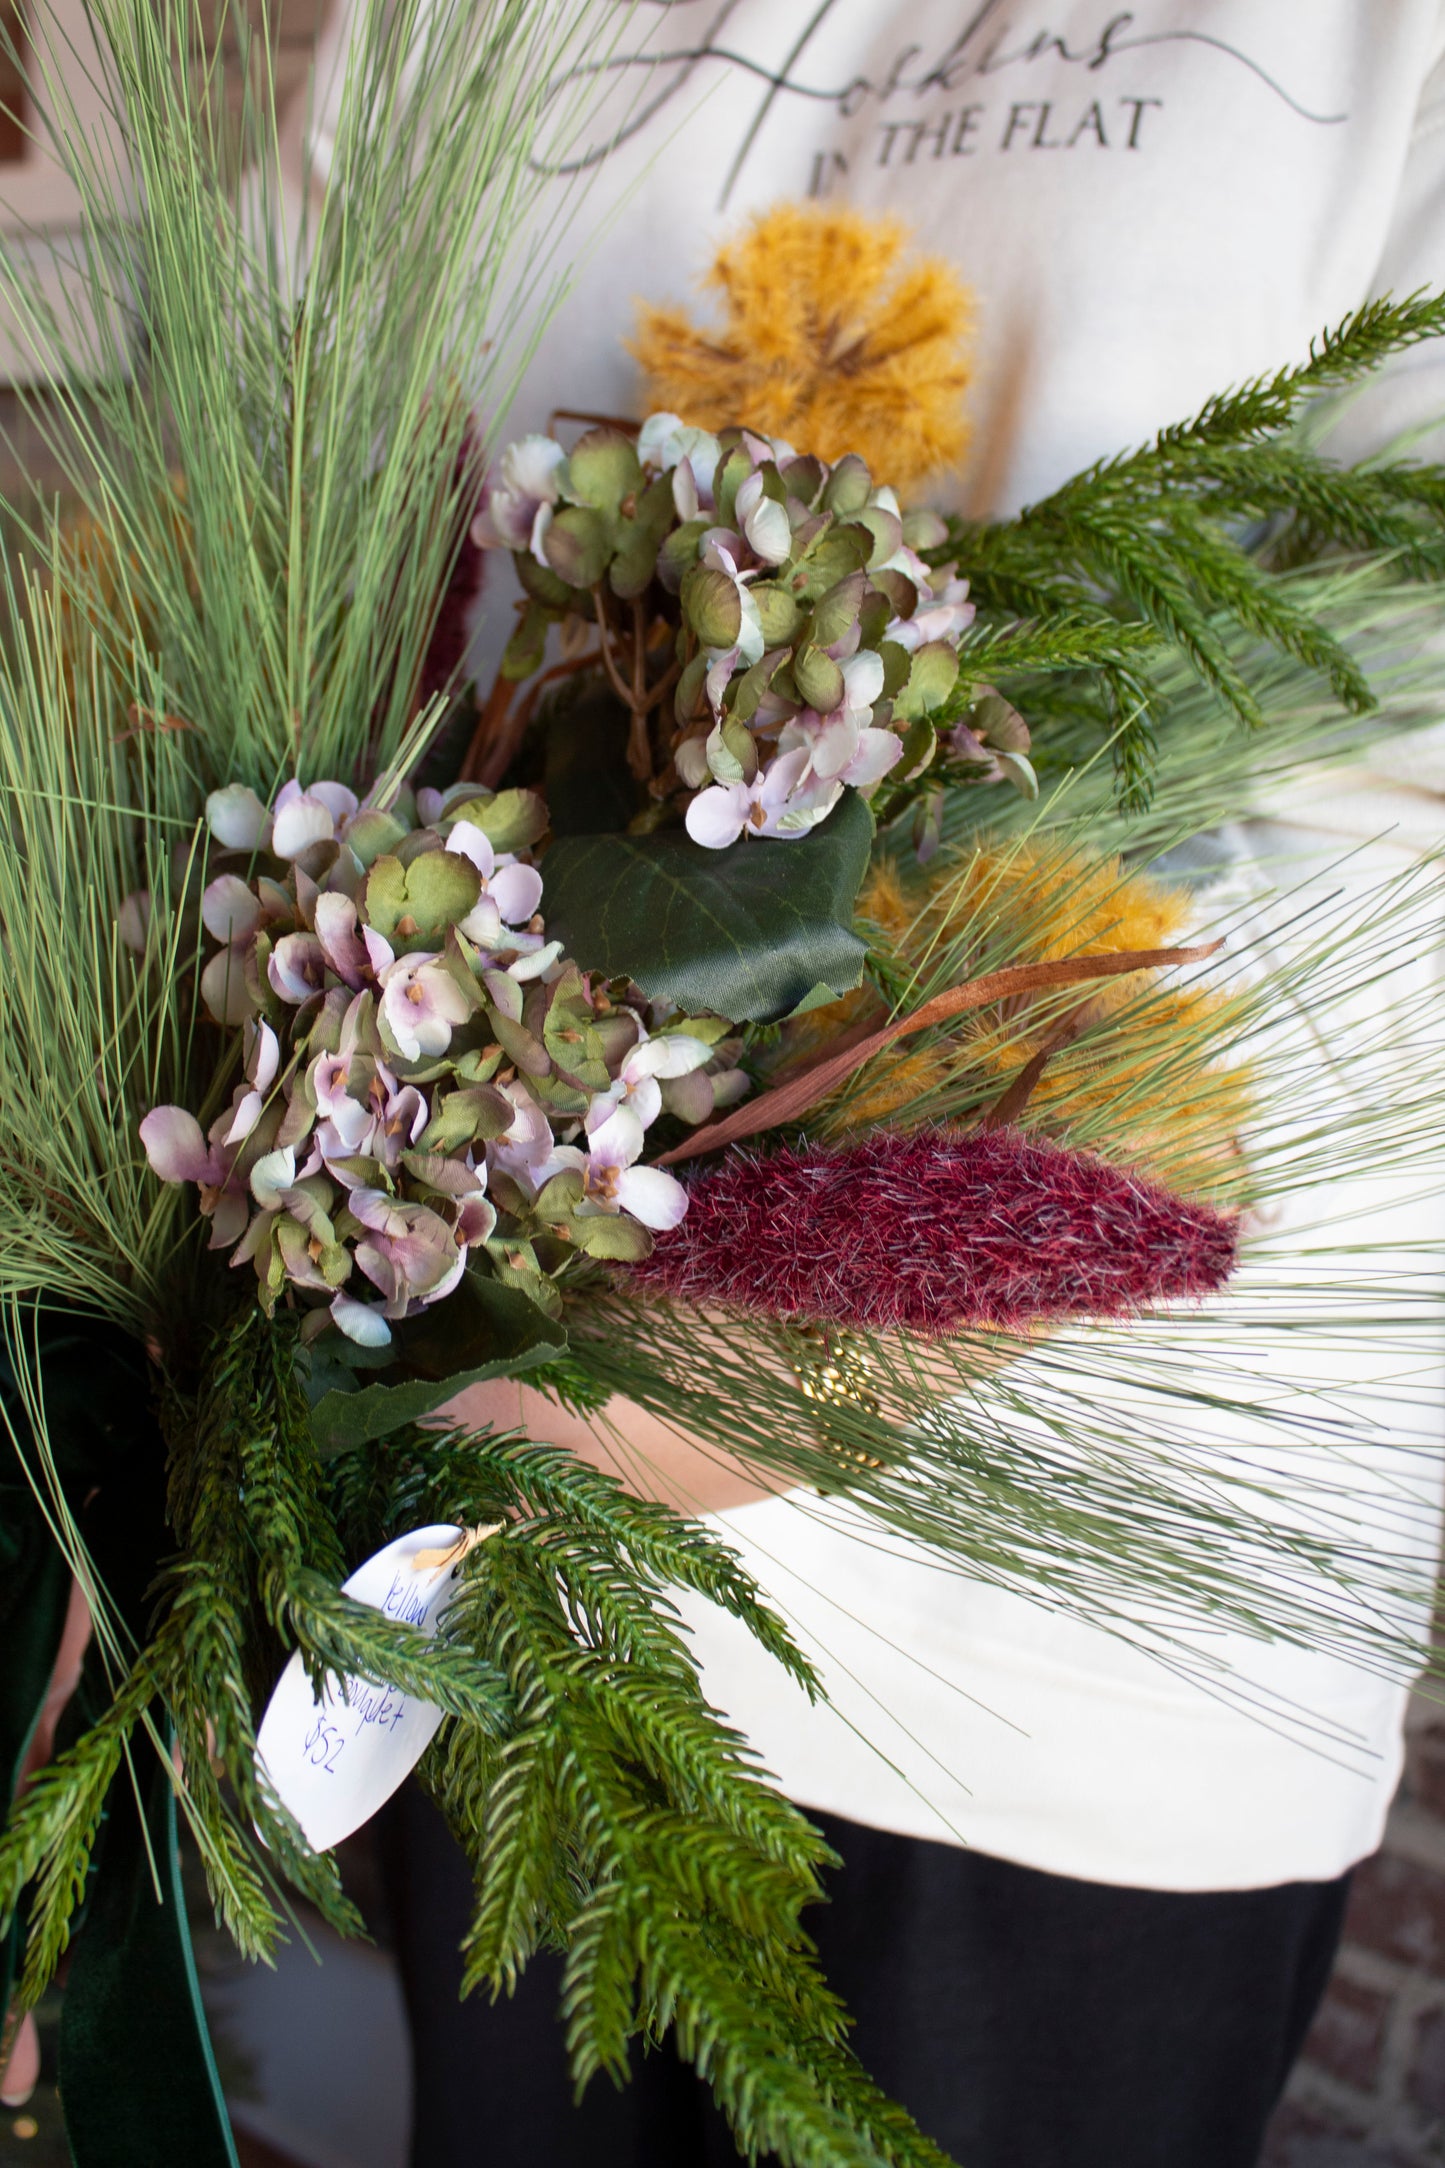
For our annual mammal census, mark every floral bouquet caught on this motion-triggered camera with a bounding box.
[3,10,1445,2167]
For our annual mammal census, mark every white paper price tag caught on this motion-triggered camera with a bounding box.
[255,1523,471,1853]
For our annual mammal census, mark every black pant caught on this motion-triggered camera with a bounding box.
[378,1783,1348,2168]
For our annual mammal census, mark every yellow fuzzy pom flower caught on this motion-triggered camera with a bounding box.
[778,846,1253,1201]
[632,202,974,492]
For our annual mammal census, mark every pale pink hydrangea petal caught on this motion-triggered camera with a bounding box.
[619,1036,714,1127]
[314,891,370,988]
[587,1102,645,1173]
[363,926,395,977]
[584,1088,624,1135]
[269,932,327,1005]
[890,573,975,651]
[624,1075,662,1129]
[350,1190,461,1314]
[735,472,792,566]
[271,791,336,861]
[445,820,497,877]
[332,1290,392,1347]
[308,781,359,825]
[208,1192,250,1251]
[118,890,151,954]
[615,1165,689,1231]
[503,939,563,982]
[626,1034,712,1083]
[315,1129,373,1179]
[378,955,472,1060]
[685,782,751,850]
[840,649,885,710]
[488,1085,555,1183]
[763,781,843,837]
[476,434,566,552]
[527,1142,587,1191]
[488,861,543,925]
[224,1090,264,1146]
[206,784,271,851]
[458,895,503,950]
[312,1055,376,1153]
[250,1145,297,1209]
[808,712,862,783]
[245,1019,281,1093]
[672,457,700,521]
[637,412,686,470]
[200,946,257,1025]
[840,727,904,789]
[140,1106,214,1184]
[373,1085,428,1165]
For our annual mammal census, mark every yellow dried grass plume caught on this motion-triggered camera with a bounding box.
[783,848,1252,1199]
[632,203,974,492]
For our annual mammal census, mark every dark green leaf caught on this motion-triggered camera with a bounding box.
[308,1273,567,1452]
[543,677,642,838]
[541,792,873,1023]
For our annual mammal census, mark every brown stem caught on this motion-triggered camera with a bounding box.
[977,1010,1086,1132]
[549,408,642,437]
[657,940,1225,1167]
[468,650,605,791]
[628,601,654,779]
[591,585,655,781]
[459,664,519,783]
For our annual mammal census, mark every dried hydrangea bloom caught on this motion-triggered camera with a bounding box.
[632,202,975,492]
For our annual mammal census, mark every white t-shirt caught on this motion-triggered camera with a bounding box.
[299,1,1445,1887]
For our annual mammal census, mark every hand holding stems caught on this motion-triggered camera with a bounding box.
[447,1329,1023,1519]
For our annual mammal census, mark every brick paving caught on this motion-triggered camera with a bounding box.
[1264,1703,1445,2166]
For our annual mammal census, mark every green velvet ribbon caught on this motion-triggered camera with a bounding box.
[1,1324,238,2166]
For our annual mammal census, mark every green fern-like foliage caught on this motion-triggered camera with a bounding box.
[342,1424,954,2166]
[0,1314,953,2168]
[931,291,1445,808]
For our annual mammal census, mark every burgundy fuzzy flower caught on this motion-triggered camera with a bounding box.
[629,1129,1237,1333]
